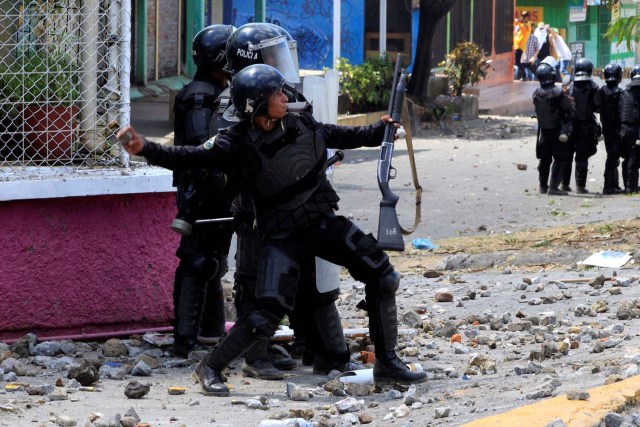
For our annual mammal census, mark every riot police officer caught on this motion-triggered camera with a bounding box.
[594,63,624,194]
[119,64,428,395]
[218,23,361,379]
[620,65,640,193]
[170,24,235,357]
[532,61,574,195]
[565,58,600,194]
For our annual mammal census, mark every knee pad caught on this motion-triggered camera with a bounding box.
[255,245,300,312]
[235,223,262,277]
[343,222,389,270]
[245,309,282,338]
[379,268,400,299]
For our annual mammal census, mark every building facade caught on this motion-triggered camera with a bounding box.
[516,0,637,69]
[131,0,514,84]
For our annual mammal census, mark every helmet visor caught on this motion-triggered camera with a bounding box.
[288,40,300,77]
[253,35,300,84]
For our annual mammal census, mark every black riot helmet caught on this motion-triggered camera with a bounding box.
[630,64,640,80]
[574,58,594,81]
[230,64,286,120]
[603,63,623,83]
[536,63,556,88]
[192,24,235,70]
[224,23,300,83]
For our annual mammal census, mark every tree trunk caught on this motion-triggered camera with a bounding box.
[407,0,458,104]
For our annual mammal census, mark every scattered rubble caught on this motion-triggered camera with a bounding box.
[4,268,640,425]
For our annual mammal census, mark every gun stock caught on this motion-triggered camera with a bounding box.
[376,54,406,251]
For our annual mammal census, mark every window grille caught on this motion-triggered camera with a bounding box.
[0,0,131,169]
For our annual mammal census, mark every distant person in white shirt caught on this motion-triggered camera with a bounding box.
[529,22,551,70]
[547,26,572,77]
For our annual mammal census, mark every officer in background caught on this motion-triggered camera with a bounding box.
[170,24,235,358]
[119,64,428,396]
[619,65,640,194]
[565,58,600,194]
[594,63,624,194]
[218,23,361,379]
[532,60,574,195]
[210,23,298,380]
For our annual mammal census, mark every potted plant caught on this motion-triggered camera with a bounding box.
[335,55,395,114]
[440,41,491,97]
[1,36,79,163]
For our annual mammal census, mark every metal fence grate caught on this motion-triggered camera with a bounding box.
[0,0,131,169]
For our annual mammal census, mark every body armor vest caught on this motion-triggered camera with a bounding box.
[533,86,564,130]
[249,113,327,212]
[174,80,221,147]
[209,87,235,136]
[173,79,228,197]
[571,81,598,122]
[621,82,640,125]
[598,85,622,126]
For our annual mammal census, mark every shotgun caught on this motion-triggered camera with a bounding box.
[376,54,406,251]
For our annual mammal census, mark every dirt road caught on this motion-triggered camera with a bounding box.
[335,115,640,243]
[3,115,640,426]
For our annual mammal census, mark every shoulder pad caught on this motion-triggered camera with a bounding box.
[182,80,221,98]
[216,87,231,101]
[222,121,247,137]
[215,87,232,113]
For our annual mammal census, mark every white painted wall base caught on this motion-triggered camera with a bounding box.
[0,163,174,201]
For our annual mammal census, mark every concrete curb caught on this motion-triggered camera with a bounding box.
[463,376,640,426]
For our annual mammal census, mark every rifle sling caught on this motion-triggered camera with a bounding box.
[399,97,422,236]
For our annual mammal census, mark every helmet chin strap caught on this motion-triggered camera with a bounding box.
[266,114,281,125]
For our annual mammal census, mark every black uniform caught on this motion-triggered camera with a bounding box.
[532,84,574,194]
[594,83,623,194]
[171,74,234,356]
[140,110,423,389]
[566,80,600,193]
[215,90,353,372]
[620,79,640,193]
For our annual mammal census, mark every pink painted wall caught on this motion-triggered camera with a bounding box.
[0,193,180,341]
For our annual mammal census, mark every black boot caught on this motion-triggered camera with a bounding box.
[538,159,550,195]
[192,360,229,396]
[603,166,617,194]
[548,161,568,196]
[614,164,624,192]
[309,303,356,374]
[373,351,427,385]
[242,337,285,380]
[547,187,568,196]
[562,160,573,191]
[575,160,589,194]
[198,324,260,395]
[173,275,207,358]
[269,344,297,371]
[628,164,639,194]
[367,271,427,385]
